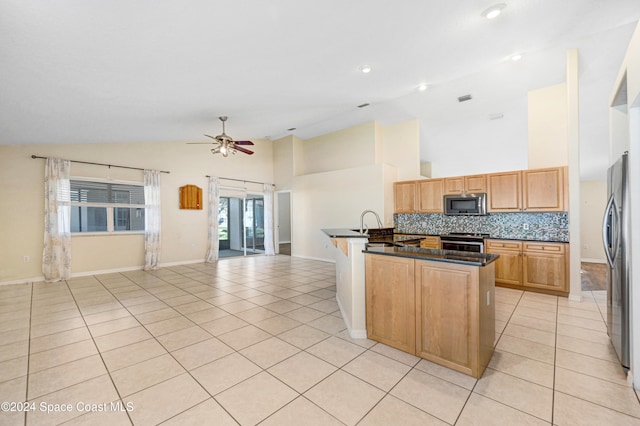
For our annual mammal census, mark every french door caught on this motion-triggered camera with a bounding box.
[218,193,264,256]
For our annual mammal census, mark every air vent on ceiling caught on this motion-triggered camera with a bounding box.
[357,103,370,108]
[489,113,504,120]
[458,94,473,103]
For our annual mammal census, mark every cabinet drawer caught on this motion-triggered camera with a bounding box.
[523,242,565,254]
[486,240,522,251]
[420,236,440,249]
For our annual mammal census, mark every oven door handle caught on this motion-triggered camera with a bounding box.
[440,240,484,246]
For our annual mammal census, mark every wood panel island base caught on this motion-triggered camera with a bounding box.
[365,249,497,379]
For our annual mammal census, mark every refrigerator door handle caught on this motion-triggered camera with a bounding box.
[602,194,616,267]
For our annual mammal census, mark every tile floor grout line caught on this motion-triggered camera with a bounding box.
[162,259,353,425]
[101,269,251,424]
[63,276,136,426]
[550,292,559,425]
[23,281,34,426]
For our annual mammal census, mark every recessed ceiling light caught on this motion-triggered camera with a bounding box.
[481,3,506,19]
[511,53,522,61]
[360,64,372,73]
[418,83,429,92]
[287,127,296,131]
[357,103,370,108]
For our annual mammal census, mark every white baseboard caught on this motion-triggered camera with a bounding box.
[0,254,335,287]
[581,258,606,264]
[0,276,44,286]
[335,293,367,339]
[289,254,335,264]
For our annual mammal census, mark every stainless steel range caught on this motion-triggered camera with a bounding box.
[440,233,490,253]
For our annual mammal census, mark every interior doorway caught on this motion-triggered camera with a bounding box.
[276,191,292,255]
[218,194,265,258]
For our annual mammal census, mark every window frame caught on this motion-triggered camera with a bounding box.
[69,177,146,236]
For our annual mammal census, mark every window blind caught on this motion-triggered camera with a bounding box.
[70,181,144,205]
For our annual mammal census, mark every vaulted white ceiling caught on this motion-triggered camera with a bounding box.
[1,1,639,179]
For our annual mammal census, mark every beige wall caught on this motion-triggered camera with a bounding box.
[291,164,387,261]
[0,140,273,283]
[528,82,569,168]
[285,119,420,261]
[580,180,606,262]
[299,122,376,175]
[381,119,421,181]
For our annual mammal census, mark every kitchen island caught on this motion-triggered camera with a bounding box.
[323,228,498,378]
[364,245,497,378]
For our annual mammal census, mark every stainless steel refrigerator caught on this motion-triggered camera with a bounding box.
[602,152,630,369]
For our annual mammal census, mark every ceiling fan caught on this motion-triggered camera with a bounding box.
[188,116,254,157]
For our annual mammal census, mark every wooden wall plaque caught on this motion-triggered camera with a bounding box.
[179,184,202,209]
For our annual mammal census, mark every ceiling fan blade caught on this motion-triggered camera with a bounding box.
[233,145,254,155]
[234,140,254,146]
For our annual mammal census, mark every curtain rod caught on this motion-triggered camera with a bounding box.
[206,175,275,187]
[31,155,170,174]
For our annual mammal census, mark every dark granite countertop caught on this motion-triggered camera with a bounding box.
[322,228,368,238]
[364,245,499,267]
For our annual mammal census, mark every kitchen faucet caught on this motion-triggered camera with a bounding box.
[360,210,383,235]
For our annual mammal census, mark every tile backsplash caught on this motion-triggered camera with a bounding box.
[395,212,569,242]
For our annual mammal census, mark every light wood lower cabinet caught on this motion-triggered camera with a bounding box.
[365,254,495,378]
[486,239,569,294]
[486,240,523,286]
[365,255,415,354]
[415,260,495,378]
[523,242,568,292]
[419,236,440,249]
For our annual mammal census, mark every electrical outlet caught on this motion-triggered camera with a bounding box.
[523,223,530,230]
[23,256,30,263]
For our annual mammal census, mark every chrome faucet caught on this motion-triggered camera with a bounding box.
[360,210,383,235]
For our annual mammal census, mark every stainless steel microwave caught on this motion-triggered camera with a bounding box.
[443,193,487,215]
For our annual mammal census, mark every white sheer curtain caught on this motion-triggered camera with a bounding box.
[144,170,161,270]
[263,184,275,256]
[42,158,71,282]
[205,176,220,262]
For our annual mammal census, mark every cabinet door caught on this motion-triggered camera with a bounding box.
[464,174,487,193]
[415,260,477,376]
[487,171,521,212]
[522,167,565,212]
[485,240,523,286]
[523,243,567,292]
[444,177,464,195]
[365,255,415,353]
[394,181,416,213]
[417,179,444,213]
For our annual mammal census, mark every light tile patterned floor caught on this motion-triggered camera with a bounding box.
[0,256,639,425]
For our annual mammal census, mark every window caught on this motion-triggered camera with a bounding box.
[70,180,145,233]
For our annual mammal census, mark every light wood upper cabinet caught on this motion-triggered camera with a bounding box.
[444,177,464,194]
[487,171,522,212]
[394,166,567,215]
[444,174,486,195]
[393,181,417,213]
[365,255,416,354]
[522,167,566,212]
[417,179,444,213]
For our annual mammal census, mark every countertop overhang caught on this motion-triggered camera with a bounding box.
[363,245,499,267]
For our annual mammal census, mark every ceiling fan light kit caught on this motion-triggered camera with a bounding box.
[187,116,254,157]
